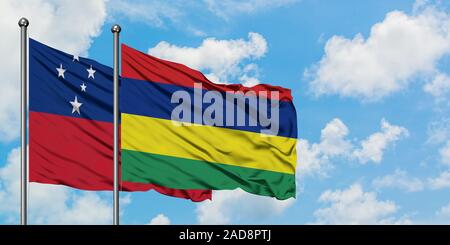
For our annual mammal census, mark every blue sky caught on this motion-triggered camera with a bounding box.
[1,0,450,224]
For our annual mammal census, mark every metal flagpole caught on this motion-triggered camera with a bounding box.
[18,17,29,226]
[111,24,121,225]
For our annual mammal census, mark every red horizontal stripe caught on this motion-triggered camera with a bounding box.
[29,111,211,202]
[121,44,293,102]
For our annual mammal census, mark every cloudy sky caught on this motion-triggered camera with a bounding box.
[1,0,450,225]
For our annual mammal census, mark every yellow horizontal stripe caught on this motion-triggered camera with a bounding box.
[121,113,297,174]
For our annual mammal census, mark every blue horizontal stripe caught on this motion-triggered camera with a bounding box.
[29,38,114,123]
[120,78,297,138]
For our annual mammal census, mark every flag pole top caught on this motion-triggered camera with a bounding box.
[111,24,121,33]
[18,17,29,27]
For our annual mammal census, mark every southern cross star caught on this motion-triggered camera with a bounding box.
[87,65,96,79]
[80,82,87,92]
[70,96,83,115]
[56,64,66,78]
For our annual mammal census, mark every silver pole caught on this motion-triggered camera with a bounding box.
[18,17,29,226]
[111,24,121,226]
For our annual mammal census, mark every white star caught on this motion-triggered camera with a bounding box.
[87,65,96,79]
[56,64,66,78]
[70,96,83,115]
[73,55,79,62]
[80,82,87,92]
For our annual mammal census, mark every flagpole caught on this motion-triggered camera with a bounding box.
[18,17,29,226]
[112,24,121,226]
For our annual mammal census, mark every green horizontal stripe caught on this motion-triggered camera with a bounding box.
[122,149,296,200]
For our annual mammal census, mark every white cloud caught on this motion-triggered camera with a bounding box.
[424,72,450,98]
[148,32,267,85]
[296,139,330,177]
[108,0,182,28]
[318,118,352,156]
[148,214,171,225]
[204,0,298,20]
[238,63,263,87]
[307,5,450,101]
[0,148,117,224]
[352,119,409,164]
[196,189,294,224]
[426,119,450,171]
[372,169,424,192]
[427,117,450,144]
[30,187,112,225]
[0,148,21,215]
[313,183,411,224]
[437,202,450,217]
[428,170,450,189]
[439,140,450,165]
[297,118,351,177]
[0,0,107,142]
[298,118,408,177]
[298,118,408,178]
[108,1,295,36]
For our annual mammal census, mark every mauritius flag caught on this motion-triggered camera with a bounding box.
[29,38,211,202]
[121,45,297,200]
